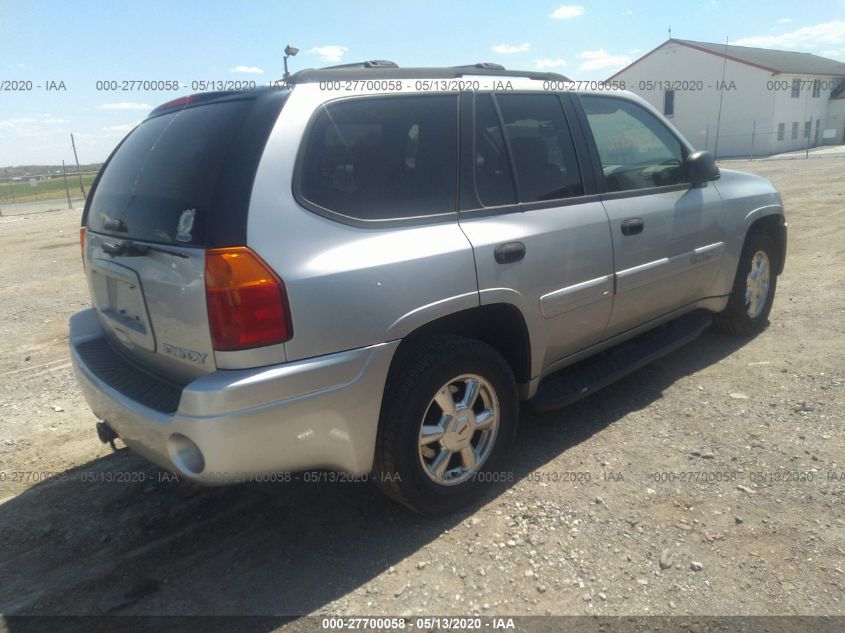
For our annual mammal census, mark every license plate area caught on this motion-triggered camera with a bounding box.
[89,259,156,353]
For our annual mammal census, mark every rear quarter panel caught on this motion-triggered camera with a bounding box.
[245,85,479,362]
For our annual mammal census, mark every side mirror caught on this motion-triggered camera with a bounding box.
[685,150,720,185]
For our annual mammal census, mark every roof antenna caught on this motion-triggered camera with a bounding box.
[283,44,300,81]
[668,26,672,39]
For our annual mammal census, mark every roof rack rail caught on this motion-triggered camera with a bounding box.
[322,60,399,70]
[452,63,506,70]
[287,63,571,84]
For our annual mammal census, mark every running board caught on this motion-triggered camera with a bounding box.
[531,310,713,412]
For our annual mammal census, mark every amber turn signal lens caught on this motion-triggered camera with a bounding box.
[204,247,292,350]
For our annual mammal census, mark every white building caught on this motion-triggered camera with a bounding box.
[608,39,845,158]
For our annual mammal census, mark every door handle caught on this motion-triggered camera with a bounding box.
[621,217,644,236]
[494,242,526,264]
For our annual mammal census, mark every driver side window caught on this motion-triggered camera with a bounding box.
[581,95,686,192]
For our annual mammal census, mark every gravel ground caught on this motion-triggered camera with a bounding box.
[0,157,842,624]
[0,196,84,217]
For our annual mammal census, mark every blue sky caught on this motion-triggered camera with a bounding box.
[1,0,844,166]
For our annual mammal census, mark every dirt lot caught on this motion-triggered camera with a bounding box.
[0,158,843,625]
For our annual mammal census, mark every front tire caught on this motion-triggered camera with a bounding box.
[714,231,778,336]
[372,336,518,515]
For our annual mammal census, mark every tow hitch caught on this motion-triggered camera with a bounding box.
[96,421,125,452]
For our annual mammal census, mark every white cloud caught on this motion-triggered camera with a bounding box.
[98,102,152,111]
[0,118,139,165]
[310,45,348,63]
[0,114,70,138]
[0,117,34,131]
[821,48,845,60]
[534,57,568,69]
[229,65,264,74]
[578,49,633,72]
[734,20,845,50]
[102,123,137,137]
[777,18,793,24]
[493,42,530,54]
[550,5,585,20]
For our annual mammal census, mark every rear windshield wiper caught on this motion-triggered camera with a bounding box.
[101,240,189,259]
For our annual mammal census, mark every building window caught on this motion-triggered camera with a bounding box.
[791,122,799,139]
[812,80,821,98]
[804,121,811,138]
[663,90,675,116]
[777,123,785,141]
[791,79,801,98]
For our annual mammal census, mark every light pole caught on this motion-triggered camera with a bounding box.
[283,44,300,81]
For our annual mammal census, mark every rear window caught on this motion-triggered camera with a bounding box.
[86,95,283,246]
[299,94,458,221]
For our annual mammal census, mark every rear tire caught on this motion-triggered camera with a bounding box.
[713,231,778,336]
[372,336,518,515]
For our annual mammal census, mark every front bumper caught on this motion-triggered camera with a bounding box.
[70,309,398,483]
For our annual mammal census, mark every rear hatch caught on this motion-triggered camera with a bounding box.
[82,89,288,384]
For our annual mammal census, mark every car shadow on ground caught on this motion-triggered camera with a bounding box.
[0,329,755,630]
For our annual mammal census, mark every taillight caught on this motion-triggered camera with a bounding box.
[79,228,86,264]
[204,247,292,351]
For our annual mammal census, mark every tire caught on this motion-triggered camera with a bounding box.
[372,336,518,515]
[713,231,778,336]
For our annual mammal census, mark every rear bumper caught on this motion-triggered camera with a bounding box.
[70,308,398,483]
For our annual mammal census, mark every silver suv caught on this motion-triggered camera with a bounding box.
[70,62,786,514]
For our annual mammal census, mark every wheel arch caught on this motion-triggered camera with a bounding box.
[745,210,787,275]
[392,303,532,387]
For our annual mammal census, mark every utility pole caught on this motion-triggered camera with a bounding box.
[713,36,729,159]
[62,160,73,210]
[750,121,756,161]
[802,81,811,159]
[70,133,86,198]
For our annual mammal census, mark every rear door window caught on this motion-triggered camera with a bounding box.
[474,94,517,207]
[87,99,262,246]
[495,93,584,202]
[299,95,458,221]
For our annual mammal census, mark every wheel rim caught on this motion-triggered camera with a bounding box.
[417,373,500,486]
[745,250,771,318]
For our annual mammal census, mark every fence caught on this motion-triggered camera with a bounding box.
[691,122,845,160]
[0,169,97,212]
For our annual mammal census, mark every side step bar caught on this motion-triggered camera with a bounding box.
[531,310,713,412]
